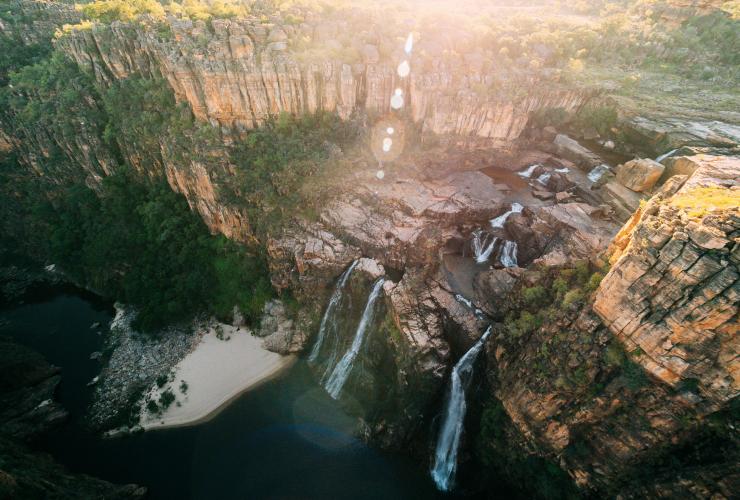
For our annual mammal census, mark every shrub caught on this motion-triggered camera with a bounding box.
[146,399,159,413]
[585,272,604,293]
[179,380,189,394]
[562,289,584,308]
[551,277,568,300]
[522,285,547,307]
[156,374,168,388]
[159,389,176,409]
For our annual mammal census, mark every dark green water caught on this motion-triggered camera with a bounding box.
[1,288,457,499]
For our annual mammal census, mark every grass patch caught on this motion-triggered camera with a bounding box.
[670,186,739,218]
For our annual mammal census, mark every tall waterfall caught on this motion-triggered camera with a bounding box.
[324,278,386,399]
[490,202,523,229]
[499,241,518,268]
[471,230,498,264]
[431,326,493,492]
[308,260,359,363]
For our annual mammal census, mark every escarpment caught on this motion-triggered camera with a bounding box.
[594,155,739,405]
[57,15,590,140]
[2,1,739,498]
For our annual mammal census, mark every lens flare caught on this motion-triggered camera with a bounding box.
[404,33,413,54]
[397,60,410,78]
[382,138,393,152]
[387,127,394,135]
[376,170,385,180]
[390,94,404,110]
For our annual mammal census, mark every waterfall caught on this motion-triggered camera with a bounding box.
[323,278,385,399]
[587,164,610,183]
[536,172,551,186]
[490,202,523,229]
[554,167,570,173]
[516,163,540,178]
[308,260,359,363]
[471,230,498,264]
[431,326,493,492]
[499,241,518,268]
[656,148,678,163]
[454,294,485,319]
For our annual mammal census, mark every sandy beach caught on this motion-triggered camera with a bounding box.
[140,324,295,430]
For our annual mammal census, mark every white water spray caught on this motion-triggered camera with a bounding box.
[656,148,678,163]
[431,326,493,491]
[536,172,552,186]
[471,230,498,264]
[516,164,540,178]
[490,203,523,229]
[587,164,610,183]
[499,241,518,268]
[324,278,386,399]
[308,260,359,363]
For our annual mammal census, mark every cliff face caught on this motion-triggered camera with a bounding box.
[594,155,739,407]
[58,17,590,141]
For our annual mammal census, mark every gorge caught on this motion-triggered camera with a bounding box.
[1,1,738,499]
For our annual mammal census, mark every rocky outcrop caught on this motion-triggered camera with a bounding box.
[0,435,146,499]
[0,336,66,440]
[594,154,739,405]
[614,158,665,192]
[621,116,740,158]
[88,306,200,429]
[0,336,146,498]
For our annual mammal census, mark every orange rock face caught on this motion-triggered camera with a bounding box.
[594,155,739,405]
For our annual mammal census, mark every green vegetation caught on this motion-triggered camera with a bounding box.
[670,186,740,218]
[230,111,361,238]
[68,0,249,29]
[23,168,272,331]
[504,261,605,338]
[159,389,176,408]
[476,401,580,500]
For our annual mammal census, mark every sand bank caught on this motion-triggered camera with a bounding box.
[140,324,295,430]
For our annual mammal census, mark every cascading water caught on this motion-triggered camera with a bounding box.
[430,326,493,492]
[454,294,485,319]
[490,202,524,229]
[516,163,540,178]
[655,148,678,163]
[308,260,359,363]
[471,230,498,264]
[587,164,610,183]
[536,172,552,186]
[323,278,386,399]
[499,241,518,268]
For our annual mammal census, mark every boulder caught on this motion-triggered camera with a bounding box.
[553,134,603,169]
[615,158,665,192]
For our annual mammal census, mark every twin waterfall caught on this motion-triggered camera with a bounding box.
[431,326,493,491]
[307,260,359,363]
[470,202,521,266]
[471,230,498,264]
[324,278,385,399]
[308,260,386,400]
